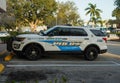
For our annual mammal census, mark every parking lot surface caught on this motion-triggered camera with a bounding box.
[0,43,120,83]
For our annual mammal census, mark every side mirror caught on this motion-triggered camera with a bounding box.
[48,33,54,36]
[40,30,45,35]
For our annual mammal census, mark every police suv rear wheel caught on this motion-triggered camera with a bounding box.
[24,45,42,60]
[84,47,98,61]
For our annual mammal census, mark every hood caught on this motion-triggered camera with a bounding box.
[16,34,41,38]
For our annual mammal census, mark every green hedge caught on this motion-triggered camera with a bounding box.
[9,31,19,36]
[0,36,11,43]
[0,31,19,43]
[116,33,120,36]
[116,33,120,40]
[0,31,33,43]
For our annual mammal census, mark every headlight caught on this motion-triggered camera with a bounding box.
[13,44,20,49]
[15,37,25,41]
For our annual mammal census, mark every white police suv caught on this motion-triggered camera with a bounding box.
[7,25,107,61]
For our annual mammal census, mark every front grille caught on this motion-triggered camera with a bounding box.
[13,44,20,49]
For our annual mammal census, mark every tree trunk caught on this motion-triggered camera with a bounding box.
[29,22,36,32]
[25,19,43,32]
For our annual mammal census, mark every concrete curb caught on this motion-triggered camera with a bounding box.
[0,50,7,57]
[4,52,14,61]
[101,52,120,59]
[0,51,14,73]
[0,64,5,73]
[0,50,15,61]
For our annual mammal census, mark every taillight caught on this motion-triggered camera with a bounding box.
[103,37,107,43]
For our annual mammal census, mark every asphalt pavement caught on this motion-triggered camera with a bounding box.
[1,61,120,83]
[0,41,120,83]
[107,40,120,55]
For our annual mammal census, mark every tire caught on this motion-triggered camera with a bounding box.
[84,47,98,61]
[24,45,42,60]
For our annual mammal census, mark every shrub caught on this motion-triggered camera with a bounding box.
[116,33,120,39]
[0,31,33,43]
[0,36,11,43]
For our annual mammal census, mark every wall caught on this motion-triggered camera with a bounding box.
[0,0,6,12]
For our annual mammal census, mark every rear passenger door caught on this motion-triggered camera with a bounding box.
[68,28,88,51]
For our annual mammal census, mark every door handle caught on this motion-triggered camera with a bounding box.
[84,38,89,40]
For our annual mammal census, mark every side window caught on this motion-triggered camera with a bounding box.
[70,28,88,36]
[59,28,70,36]
[47,27,60,36]
[90,29,106,36]
[47,27,70,36]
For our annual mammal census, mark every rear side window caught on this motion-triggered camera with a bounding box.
[70,28,88,36]
[90,29,106,36]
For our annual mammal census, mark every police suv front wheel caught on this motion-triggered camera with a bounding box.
[84,47,98,61]
[24,45,42,60]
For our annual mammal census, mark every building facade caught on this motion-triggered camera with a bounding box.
[0,0,6,12]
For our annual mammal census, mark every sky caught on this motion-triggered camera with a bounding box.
[58,0,116,21]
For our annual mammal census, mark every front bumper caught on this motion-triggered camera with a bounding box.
[100,49,107,54]
[6,37,15,52]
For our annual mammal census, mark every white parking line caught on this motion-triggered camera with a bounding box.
[8,61,118,65]
[8,61,116,63]
[111,61,120,65]
[6,64,120,67]
[7,61,120,67]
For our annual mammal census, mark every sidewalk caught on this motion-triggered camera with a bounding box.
[107,34,120,41]
[0,44,7,59]
[0,44,6,52]
[101,52,120,59]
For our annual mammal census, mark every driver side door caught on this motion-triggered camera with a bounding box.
[43,27,70,51]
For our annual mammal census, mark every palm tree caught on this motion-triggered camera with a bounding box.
[112,7,120,20]
[114,0,120,8]
[85,3,102,27]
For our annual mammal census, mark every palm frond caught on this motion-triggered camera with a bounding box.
[85,11,90,15]
[85,8,90,10]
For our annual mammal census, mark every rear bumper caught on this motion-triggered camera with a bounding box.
[100,49,107,54]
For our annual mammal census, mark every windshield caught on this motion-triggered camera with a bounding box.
[43,27,56,35]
